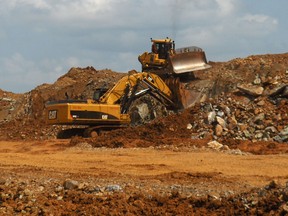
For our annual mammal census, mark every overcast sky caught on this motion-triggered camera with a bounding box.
[0,0,287,93]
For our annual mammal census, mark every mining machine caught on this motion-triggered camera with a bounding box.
[46,38,211,137]
[46,71,180,137]
[138,37,211,77]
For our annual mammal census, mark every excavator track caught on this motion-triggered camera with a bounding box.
[83,125,128,138]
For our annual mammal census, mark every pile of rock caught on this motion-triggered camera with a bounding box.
[187,90,287,143]
[184,60,288,143]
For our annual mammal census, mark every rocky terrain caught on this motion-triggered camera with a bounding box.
[0,53,287,144]
[0,53,287,215]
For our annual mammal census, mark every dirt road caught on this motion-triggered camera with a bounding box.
[0,140,288,215]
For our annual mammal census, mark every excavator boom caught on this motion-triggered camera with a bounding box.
[98,71,174,106]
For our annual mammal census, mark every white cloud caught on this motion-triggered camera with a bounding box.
[242,14,278,25]
[51,0,113,21]
[215,0,237,15]
[236,14,278,36]
[179,28,214,47]
[0,0,237,29]
[19,0,51,9]
[0,0,50,11]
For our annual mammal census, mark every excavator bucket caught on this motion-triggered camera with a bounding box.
[170,46,211,74]
[164,77,196,109]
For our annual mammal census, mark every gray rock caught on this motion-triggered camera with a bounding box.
[243,130,251,138]
[282,86,288,97]
[216,116,227,128]
[253,74,261,85]
[63,179,79,190]
[186,123,193,130]
[1,97,15,102]
[223,105,231,116]
[38,186,45,191]
[273,135,284,142]
[238,123,248,132]
[57,196,63,201]
[280,127,288,136]
[0,178,6,185]
[256,100,265,106]
[207,192,220,200]
[207,111,216,124]
[227,116,238,130]
[207,140,223,150]
[255,132,263,139]
[229,149,246,155]
[274,127,288,142]
[23,188,32,196]
[105,184,122,192]
[137,103,149,120]
[264,83,287,97]
[265,126,278,134]
[55,185,64,192]
[216,110,225,117]
[222,145,230,150]
[253,113,265,124]
[237,84,264,96]
[215,124,223,137]
[278,135,288,142]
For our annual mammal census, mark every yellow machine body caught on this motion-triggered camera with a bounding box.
[46,101,130,126]
[46,71,175,131]
[138,38,211,75]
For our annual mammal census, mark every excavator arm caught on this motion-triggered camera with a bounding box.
[98,71,175,111]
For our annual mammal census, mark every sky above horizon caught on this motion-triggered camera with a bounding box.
[0,0,287,93]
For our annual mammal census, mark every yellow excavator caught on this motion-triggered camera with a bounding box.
[46,71,179,137]
[46,38,211,137]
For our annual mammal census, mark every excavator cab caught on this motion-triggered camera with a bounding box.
[138,38,174,72]
[93,88,108,102]
[151,38,174,60]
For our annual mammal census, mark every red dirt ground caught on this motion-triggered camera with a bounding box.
[0,139,288,215]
